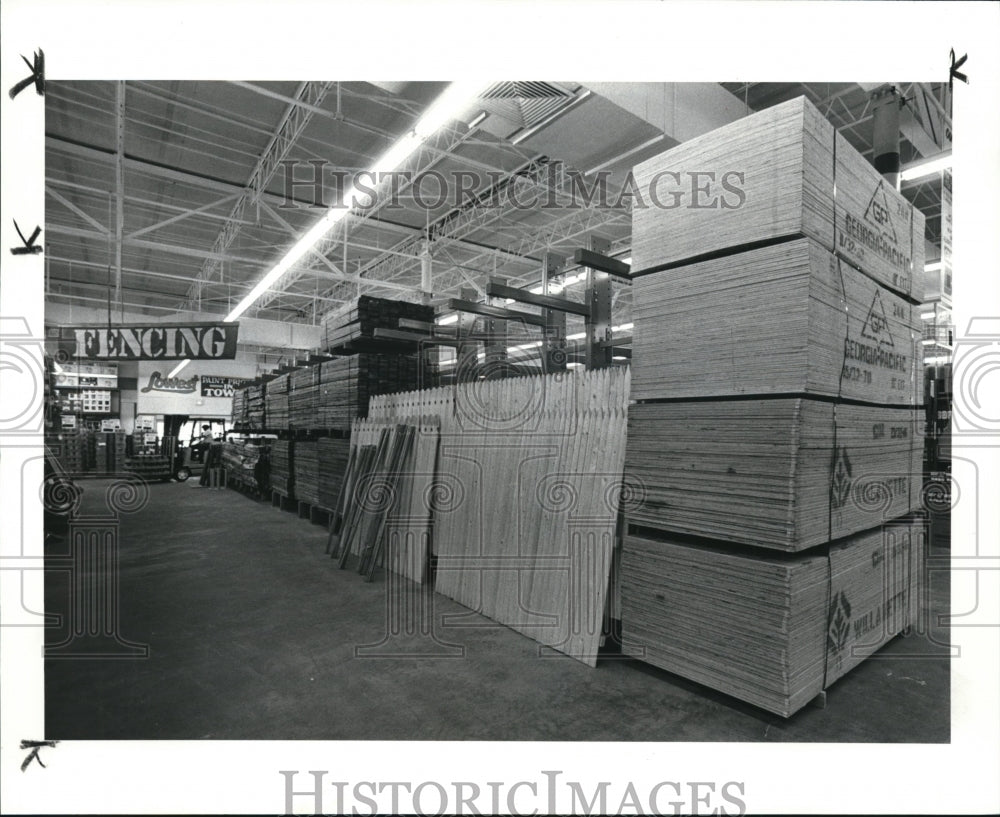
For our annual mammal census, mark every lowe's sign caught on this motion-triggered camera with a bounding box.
[58,322,239,360]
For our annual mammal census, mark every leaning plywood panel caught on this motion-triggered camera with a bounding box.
[630,96,924,300]
[620,520,925,717]
[630,238,922,405]
[625,398,922,551]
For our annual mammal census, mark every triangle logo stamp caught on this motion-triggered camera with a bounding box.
[861,290,896,348]
[864,179,898,244]
[827,590,853,653]
[830,445,853,510]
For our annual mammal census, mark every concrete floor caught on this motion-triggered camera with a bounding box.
[45,479,950,742]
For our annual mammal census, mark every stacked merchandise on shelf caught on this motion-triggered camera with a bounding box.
[265,374,290,430]
[48,430,94,474]
[125,452,172,481]
[621,95,926,717]
[321,295,434,351]
[93,431,127,476]
[269,439,294,498]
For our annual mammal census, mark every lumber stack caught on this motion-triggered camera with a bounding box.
[316,353,423,431]
[293,441,320,506]
[269,439,294,497]
[317,437,351,512]
[621,520,925,717]
[265,374,290,430]
[630,95,924,300]
[231,388,248,427]
[289,366,320,430]
[246,383,265,428]
[622,95,927,715]
[322,295,435,351]
[221,439,263,487]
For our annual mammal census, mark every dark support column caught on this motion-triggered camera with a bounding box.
[541,253,567,374]
[872,85,902,187]
[585,236,613,370]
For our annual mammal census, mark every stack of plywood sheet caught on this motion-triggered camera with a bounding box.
[622,520,925,718]
[630,95,924,299]
[269,439,294,498]
[621,95,926,716]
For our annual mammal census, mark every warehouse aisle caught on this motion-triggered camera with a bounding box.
[45,480,950,742]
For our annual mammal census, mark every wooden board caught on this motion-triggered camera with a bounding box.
[293,441,320,506]
[625,398,923,551]
[631,96,924,301]
[621,519,925,717]
[264,374,290,430]
[631,237,922,406]
[268,439,294,497]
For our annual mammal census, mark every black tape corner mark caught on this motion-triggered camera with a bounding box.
[8,48,45,100]
[949,48,969,90]
[20,739,59,772]
[11,220,43,256]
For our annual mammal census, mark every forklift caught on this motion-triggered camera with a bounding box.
[164,416,228,482]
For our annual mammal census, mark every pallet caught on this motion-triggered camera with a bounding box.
[271,489,295,511]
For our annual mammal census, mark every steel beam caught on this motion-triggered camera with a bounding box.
[182,81,335,307]
[115,81,126,311]
[46,187,110,235]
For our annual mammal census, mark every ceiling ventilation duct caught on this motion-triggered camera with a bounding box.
[477,81,581,141]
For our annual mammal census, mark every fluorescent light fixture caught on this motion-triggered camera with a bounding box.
[920,311,936,320]
[924,261,943,273]
[566,362,584,369]
[168,359,191,377]
[467,111,488,129]
[566,332,587,341]
[225,80,486,324]
[900,154,952,183]
[612,356,628,361]
[921,339,937,346]
[612,322,634,333]
[437,314,459,326]
[621,256,632,266]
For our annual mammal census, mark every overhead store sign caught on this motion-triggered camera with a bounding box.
[200,375,252,398]
[57,323,240,360]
